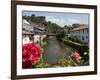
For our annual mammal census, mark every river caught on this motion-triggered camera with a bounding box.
[43,36,76,65]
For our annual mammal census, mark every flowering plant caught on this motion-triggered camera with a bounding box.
[22,43,42,68]
[71,51,81,63]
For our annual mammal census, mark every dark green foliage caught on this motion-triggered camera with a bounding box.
[35,63,51,68]
[22,15,31,22]
[56,29,66,40]
[64,36,82,44]
[43,21,62,34]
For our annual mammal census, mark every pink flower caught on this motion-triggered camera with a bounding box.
[72,51,81,62]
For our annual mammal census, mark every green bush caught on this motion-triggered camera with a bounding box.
[58,56,73,67]
[35,63,51,68]
[63,36,82,44]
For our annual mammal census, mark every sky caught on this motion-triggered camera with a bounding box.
[22,11,89,27]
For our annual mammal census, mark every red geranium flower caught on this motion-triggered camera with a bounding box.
[28,54,39,64]
[22,43,42,68]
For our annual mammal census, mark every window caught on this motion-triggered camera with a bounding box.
[87,29,88,33]
[79,30,80,34]
[74,36,76,38]
[25,39,26,41]
[82,36,84,40]
[75,36,77,38]
[86,36,88,39]
[79,36,81,38]
[29,36,33,40]
[83,30,84,33]
[77,31,78,34]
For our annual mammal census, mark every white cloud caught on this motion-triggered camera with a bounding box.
[46,16,66,27]
[46,16,80,27]
[68,18,79,24]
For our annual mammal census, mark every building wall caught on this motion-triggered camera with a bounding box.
[34,35,41,44]
[22,35,30,44]
[23,19,34,32]
[71,28,89,44]
[22,34,33,44]
[34,28,45,35]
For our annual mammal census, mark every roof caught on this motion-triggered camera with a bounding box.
[72,25,88,31]
[22,30,34,35]
[34,26,45,31]
[23,19,34,32]
[31,23,45,31]
[23,19,30,25]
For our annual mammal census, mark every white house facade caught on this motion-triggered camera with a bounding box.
[22,36,31,44]
[22,19,34,44]
[70,25,89,44]
[31,22,46,47]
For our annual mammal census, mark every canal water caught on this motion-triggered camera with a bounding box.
[43,36,76,65]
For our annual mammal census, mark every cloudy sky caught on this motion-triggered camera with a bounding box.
[22,11,89,27]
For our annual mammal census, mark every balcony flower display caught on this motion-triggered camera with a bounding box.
[22,43,42,68]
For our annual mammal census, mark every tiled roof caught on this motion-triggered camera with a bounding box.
[72,25,88,31]
[31,23,45,31]
[22,30,34,35]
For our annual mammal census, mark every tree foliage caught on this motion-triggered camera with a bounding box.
[43,21,62,34]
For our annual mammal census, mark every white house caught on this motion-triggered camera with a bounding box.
[22,19,34,44]
[70,25,89,44]
[31,22,46,47]
[22,31,34,44]
[22,18,47,46]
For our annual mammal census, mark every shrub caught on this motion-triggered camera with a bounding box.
[64,36,82,44]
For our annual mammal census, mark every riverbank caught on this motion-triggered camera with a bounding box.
[58,38,89,54]
[43,36,77,65]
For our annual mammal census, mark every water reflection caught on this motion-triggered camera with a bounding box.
[43,36,76,65]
